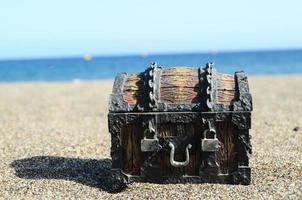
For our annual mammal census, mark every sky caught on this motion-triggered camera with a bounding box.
[0,0,301,59]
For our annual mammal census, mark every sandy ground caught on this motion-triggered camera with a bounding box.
[0,75,301,199]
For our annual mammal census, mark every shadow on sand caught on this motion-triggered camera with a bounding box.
[10,156,117,192]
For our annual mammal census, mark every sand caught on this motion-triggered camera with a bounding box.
[0,75,301,199]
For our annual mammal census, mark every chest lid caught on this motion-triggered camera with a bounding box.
[109,62,252,113]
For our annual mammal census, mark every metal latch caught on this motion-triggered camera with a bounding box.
[141,120,159,152]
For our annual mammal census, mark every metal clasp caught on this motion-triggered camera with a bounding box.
[168,142,192,167]
[141,120,159,152]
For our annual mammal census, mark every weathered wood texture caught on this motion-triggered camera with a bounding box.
[122,73,144,104]
[121,124,143,175]
[160,68,199,103]
[216,73,236,105]
[122,68,236,106]
[215,120,238,174]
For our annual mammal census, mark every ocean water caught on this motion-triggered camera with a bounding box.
[0,49,302,82]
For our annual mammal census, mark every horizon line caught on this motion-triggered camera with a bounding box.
[1,47,302,62]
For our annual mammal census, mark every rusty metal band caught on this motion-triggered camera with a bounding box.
[211,66,218,110]
[109,73,130,112]
[198,66,205,110]
[154,65,162,108]
[204,62,217,111]
[233,71,253,111]
[112,73,127,94]
[145,62,160,110]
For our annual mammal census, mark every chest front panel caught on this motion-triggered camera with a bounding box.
[119,116,239,178]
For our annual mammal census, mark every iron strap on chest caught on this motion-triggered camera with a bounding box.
[199,62,217,111]
[138,62,162,111]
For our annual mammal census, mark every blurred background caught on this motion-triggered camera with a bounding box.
[0,0,302,81]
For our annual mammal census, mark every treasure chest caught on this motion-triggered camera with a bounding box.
[108,62,252,190]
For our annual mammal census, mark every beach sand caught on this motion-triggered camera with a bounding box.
[0,75,301,199]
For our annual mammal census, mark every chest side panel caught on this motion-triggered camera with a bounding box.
[160,68,199,103]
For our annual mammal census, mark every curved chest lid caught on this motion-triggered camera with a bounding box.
[109,62,252,113]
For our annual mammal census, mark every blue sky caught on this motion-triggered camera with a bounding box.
[0,0,301,59]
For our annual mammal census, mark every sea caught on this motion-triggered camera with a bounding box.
[0,49,301,82]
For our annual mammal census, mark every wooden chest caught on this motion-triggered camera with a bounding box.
[108,62,252,190]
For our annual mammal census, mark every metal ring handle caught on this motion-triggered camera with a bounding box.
[168,142,192,167]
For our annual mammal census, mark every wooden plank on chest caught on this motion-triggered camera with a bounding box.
[160,68,199,104]
[216,73,236,105]
[123,74,144,104]
[122,125,133,173]
[216,120,238,174]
